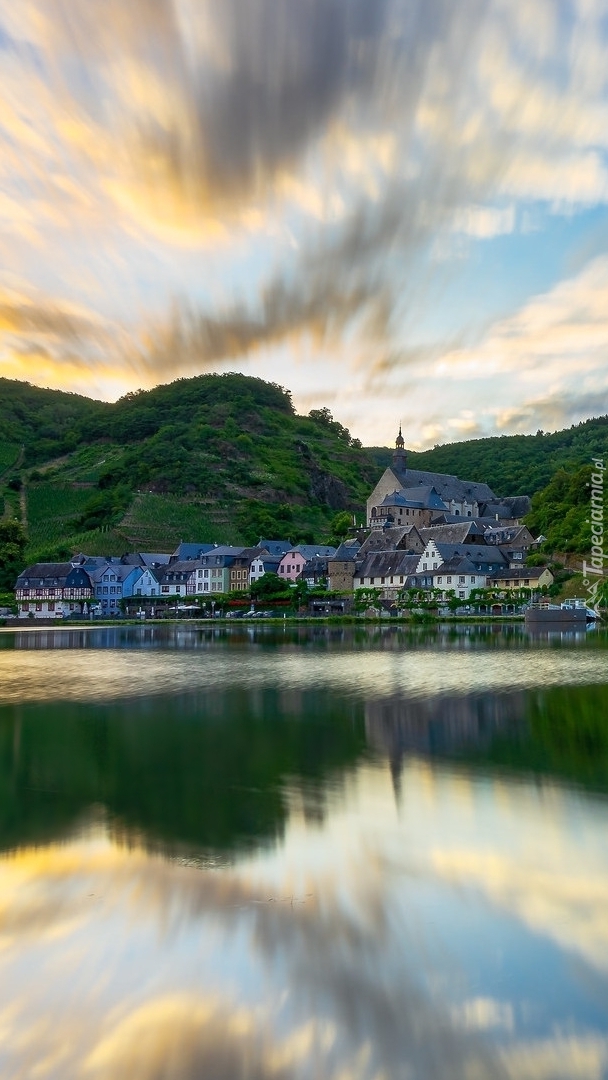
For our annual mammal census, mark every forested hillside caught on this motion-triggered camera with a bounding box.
[369,416,608,495]
[0,372,605,569]
[0,375,378,562]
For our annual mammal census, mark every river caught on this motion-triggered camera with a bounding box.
[0,623,607,1079]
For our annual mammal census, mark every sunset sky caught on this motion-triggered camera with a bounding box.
[1,0,608,446]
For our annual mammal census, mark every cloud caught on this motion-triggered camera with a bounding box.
[1,0,608,435]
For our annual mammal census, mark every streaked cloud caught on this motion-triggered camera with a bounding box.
[1,0,608,441]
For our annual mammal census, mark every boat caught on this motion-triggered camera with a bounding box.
[525,598,600,627]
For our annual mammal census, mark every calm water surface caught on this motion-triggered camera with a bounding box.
[1,623,608,1079]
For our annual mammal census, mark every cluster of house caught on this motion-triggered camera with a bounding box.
[13,541,337,619]
[14,429,548,619]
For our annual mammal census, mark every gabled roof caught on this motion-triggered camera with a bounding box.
[206,545,246,556]
[356,552,420,579]
[330,539,361,561]
[284,544,336,559]
[258,539,292,556]
[397,468,496,504]
[430,557,482,577]
[89,563,143,584]
[172,542,216,560]
[121,552,172,567]
[358,526,422,556]
[435,543,508,567]
[256,555,282,570]
[16,562,93,588]
[300,556,330,575]
[487,566,552,581]
[419,521,485,545]
[480,496,531,519]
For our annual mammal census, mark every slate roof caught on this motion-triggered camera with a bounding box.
[258,539,292,556]
[256,556,282,571]
[156,561,200,583]
[429,557,482,577]
[419,521,485,545]
[487,566,551,581]
[286,544,336,558]
[356,552,421,580]
[330,539,361,562]
[121,552,172,567]
[481,496,531,519]
[16,562,93,589]
[394,468,496,504]
[300,557,330,578]
[172,542,216,560]
[89,563,143,584]
[378,485,448,511]
[358,526,422,556]
[434,543,508,570]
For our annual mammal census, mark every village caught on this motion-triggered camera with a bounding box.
[11,429,555,620]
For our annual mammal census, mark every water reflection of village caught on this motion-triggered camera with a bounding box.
[4,620,599,651]
[365,689,525,760]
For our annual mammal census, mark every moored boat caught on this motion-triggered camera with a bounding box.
[525,598,600,627]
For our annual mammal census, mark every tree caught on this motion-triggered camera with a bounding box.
[250,573,290,601]
[0,519,27,590]
[330,511,352,540]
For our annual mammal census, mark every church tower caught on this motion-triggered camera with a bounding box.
[392,425,407,477]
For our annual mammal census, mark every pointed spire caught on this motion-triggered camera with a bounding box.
[392,422,407,475]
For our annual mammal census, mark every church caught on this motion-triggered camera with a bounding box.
[367,428,530,529]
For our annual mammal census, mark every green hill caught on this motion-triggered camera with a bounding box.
[1,373,606,568]
[369,416,608,495]
[0,375,378,561]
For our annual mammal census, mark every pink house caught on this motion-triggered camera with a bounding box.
[278,545,336,583]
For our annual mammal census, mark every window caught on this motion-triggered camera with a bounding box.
[437,576,442,584]
[162,586,170,593]
[446,576,452,584]
[459,590,465,598]
[381,577,385,584]
[36,602,42,611]
[433,562,437,569]
[459,576,465,583]
[103,586,108,594]
[400,576,404,583]
[370,577,375,585]
[136,589,141,596]
[390,576,394,584]
[48,602,55,612]
[22,602,29,611]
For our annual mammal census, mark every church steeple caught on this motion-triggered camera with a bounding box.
[392,424,407,475]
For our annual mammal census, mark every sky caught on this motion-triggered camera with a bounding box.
[1,0,608,447]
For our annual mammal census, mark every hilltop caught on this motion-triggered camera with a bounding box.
[0,375,378,560]
[0,373,605,564]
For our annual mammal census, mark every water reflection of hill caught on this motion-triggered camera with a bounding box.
[0,688,367,857]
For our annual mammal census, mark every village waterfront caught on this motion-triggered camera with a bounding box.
[1,622,608,1079]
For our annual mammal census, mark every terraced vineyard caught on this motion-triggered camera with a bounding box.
[118,494,241,550]
[26,483,94,556]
